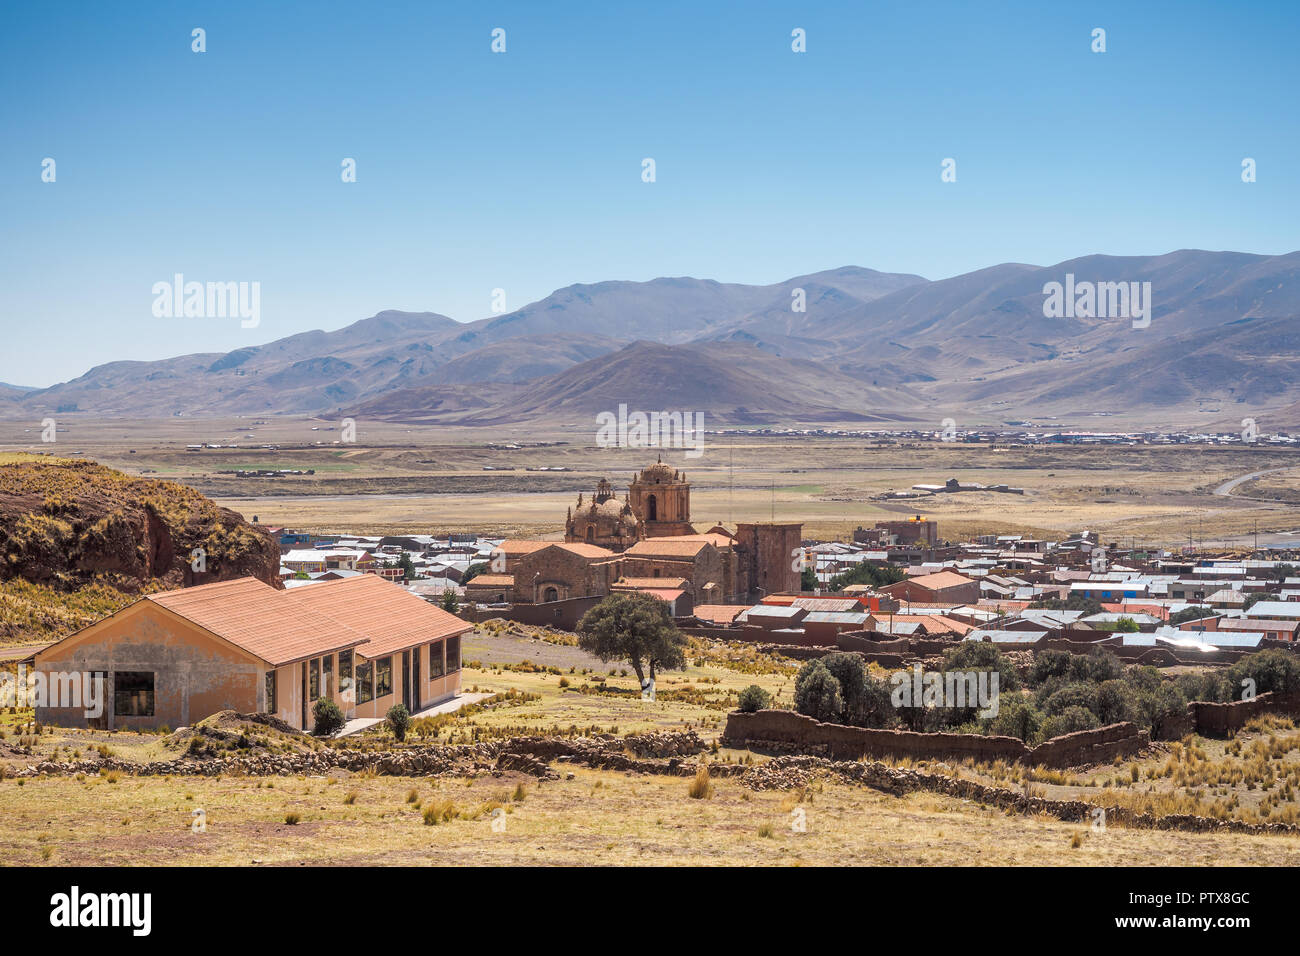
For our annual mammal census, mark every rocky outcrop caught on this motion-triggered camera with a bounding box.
[0,456,279,593]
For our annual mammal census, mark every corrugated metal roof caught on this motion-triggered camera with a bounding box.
[963,629,1047,643]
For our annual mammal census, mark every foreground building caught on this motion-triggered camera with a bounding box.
[32,575,469,732]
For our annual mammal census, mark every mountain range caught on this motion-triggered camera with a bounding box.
[6,250,1299,427]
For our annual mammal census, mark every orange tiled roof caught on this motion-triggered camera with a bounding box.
[613,576,690,588]
[497,540,550,555]
[289,574,471,659]
[626,539,712,557]
[884,614,975,636]
[149,577,369,667]
[551,542,619,559]
[904,570,976,590]
[147,575,470,666]
[693,604,748,624]
[465,574,515,587]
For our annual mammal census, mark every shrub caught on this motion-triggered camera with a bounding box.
[1027,649,1072,687]
[1095,679,1137,725]
[1133,683,1188,732]
[284,812,301,825]
[793,661,843,723]
[1067,646,1124,684]
[736,684,771,713]
[1226,649,1300,698]
[1040,705,1100,740]
[941,641,1019,691]
[386,703,412,742]
[312,697,346,737]
[989,695,1042,742]
[1041,681,1100,718]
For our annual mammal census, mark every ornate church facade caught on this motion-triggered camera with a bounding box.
[565,459,693,548]
[541,460,802,606]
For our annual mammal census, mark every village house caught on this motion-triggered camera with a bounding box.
[31,575,470,732]
[882,570,980,606]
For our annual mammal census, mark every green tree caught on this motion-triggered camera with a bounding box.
[576,592,687,688]
[941,640,1019,691]
[826,563,904,592]
[1226,649,1300,698]
[1067,646,1124,683]
[1133,684,1188,732]
[1027,649,1072,687]
[793,661,843,722]
[440,587,460,613]
[462,561,489,584]
[1244,592,1281,611]
[800,566,819,591]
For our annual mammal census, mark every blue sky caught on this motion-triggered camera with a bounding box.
[1,0,1296,387]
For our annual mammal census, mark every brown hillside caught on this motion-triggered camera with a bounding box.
[0,453,280,593]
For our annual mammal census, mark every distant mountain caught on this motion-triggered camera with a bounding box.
[6,251,1299,426]
[345,341,927,425]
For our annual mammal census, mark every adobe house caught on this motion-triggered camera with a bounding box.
[32,575,470,732]
[881,570,980,606]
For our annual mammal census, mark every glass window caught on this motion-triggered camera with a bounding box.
[114,672,155,717]
[429,641,445,679]
[265,670,276,713]
[338,650,354,703]
[375,656,393,698]
[309,658,321,700]
[446,635,461,673]
[355,660,373,705]
[322,654,333,697]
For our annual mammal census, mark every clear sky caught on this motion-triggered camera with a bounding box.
[1,0,1296,387]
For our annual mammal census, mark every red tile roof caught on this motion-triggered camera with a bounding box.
[149,577,368,667]
[288,574,471,659]
[147,575,469,666]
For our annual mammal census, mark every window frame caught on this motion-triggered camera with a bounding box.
[375,656,393,698]
[113,671,155,718]
[355,660,374,705]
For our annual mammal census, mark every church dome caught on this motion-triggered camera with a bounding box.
[593,498,637,524]
[640,462,677,483]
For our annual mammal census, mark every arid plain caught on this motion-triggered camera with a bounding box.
[3,416,1299,549]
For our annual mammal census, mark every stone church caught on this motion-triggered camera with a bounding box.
[471,459,802,608]
[565,459,693,548]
